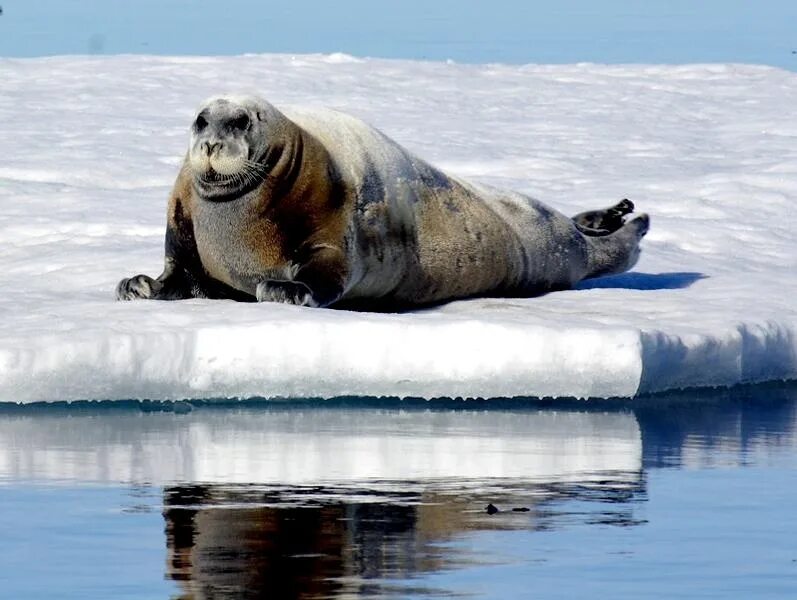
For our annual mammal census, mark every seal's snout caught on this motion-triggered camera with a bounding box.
[188,95,279,199]
[201,141,222,157]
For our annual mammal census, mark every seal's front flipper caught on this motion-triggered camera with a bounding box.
[253,245,348,308]
[116,274,162,300]
[255,280,317,306]
[573,199,635,236]
[114,268,200,301]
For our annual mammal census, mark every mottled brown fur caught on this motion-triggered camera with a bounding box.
[411,183,517,301]
[186,126,351,304]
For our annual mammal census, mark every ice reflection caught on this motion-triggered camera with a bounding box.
[0,407,641,484]
[635,384,797,469]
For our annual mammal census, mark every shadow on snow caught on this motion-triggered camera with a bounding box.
[576,271,706,291]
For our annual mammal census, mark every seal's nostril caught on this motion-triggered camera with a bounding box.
[202,142,222,156]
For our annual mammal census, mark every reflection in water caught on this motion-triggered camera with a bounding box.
[635,384,797,469]
[0,407,642,484]
[0,382,796,598]
[162,476,647,599]
[165,487,348,599]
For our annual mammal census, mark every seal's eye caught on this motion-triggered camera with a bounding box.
[231,114,250,131]
[195,115,208,131]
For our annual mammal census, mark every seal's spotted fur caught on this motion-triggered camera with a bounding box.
[117,96,649,308]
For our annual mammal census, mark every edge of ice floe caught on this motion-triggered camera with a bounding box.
[1,316,795,403]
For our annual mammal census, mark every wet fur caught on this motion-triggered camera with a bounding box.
[116,98,649,308]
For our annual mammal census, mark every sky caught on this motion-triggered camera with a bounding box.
[0,0,796,69]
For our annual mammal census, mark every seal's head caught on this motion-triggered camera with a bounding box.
[188,95,285,200]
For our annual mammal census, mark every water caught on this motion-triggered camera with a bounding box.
[1,0,796,70]
[1,385,796,599]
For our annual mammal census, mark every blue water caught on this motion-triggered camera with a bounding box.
[1,0,796,70]
[1,385,796,599]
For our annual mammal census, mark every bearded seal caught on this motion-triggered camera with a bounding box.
[116,95,649,308]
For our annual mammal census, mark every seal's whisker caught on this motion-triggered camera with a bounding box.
[243,159,269,173]
[239,169,254,188]
[237,167,253,188]
[240,163,267,186]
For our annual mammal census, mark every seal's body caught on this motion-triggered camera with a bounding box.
[117,96,649,308]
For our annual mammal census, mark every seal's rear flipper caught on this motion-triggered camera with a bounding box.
[573,199,635,236]
[613,199,635,215]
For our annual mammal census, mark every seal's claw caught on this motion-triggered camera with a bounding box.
[255,280,317,307]
[116,274,161,301]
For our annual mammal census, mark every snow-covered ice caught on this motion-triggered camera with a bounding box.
[0,55,795,402]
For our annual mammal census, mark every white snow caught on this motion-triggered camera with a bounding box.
[0,55,795,402]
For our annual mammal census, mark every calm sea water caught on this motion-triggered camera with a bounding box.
[1,0,796,70]
[1,384,796,599]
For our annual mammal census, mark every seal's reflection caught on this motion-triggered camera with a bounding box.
[164,489,422,599]
[165,487,347,599]
[162,476,646,599]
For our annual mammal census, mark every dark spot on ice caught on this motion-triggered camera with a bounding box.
[486,503,499,515]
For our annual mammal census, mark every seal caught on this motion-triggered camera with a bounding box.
[116,95,650,309]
